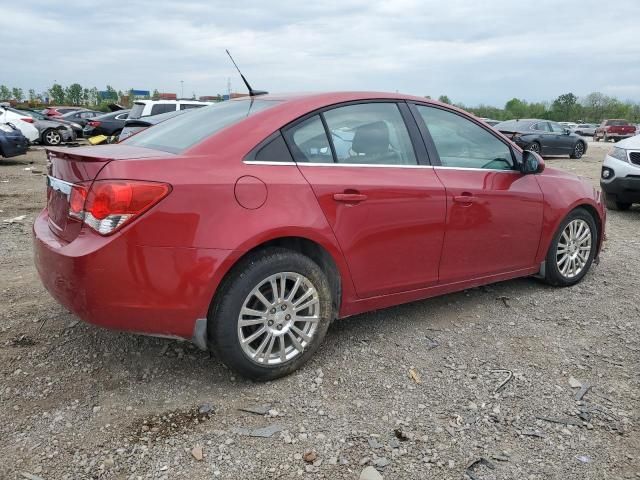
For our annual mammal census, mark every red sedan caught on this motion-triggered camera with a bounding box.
[34,92,606,380]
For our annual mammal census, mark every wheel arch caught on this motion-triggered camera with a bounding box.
[207,233,353,323]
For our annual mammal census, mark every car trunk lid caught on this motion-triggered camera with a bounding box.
[46,145,173,242]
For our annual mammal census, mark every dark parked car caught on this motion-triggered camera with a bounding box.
[59,110,104,137]
[0,123,29,158]
[495,119,587,158]
[83,110,130,138]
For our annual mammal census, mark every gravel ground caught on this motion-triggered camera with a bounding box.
[1,140,638,480]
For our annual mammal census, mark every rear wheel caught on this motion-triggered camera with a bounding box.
[603,133,609,142]
[594,133,600,142]
[570,141,585,159]
[42,129,62,146]
[208,248,333,380]
[544,208,597,287]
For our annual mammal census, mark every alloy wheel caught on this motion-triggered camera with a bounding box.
[45,130,62,145]
[556,219,592,279]
[237,272,320,365]
[528,142,540,153]
[574,142,584,157]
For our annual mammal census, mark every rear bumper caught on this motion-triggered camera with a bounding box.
[33,209,238,340]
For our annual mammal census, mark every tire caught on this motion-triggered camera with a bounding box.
[604,193,631,211]
[527,141,541,154]
[42,128,62,146]
[543,208,598,287]
[603,133,609,142]
[208,247,333,381]
[570,141,585,159]
[594,133,600,142]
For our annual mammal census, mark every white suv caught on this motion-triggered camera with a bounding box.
[128,100,212,119]
[600,134,640,210]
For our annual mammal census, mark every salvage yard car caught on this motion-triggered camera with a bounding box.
[2,106,76,145]
[0,122,29,158]
[594,119,636,142]
[600,134,640,210]
[82,110,130,138]
[127,99,212,119]
[33,92,606,380]
[495,119,587,158]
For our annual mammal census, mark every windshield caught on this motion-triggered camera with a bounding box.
[124,99,281,153]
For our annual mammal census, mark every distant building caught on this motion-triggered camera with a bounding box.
[158,92,177,100]
[198,95,220,102]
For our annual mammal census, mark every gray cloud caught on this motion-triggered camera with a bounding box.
[1,0,639,105]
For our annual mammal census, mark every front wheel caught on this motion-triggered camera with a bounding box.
[543,208,597,287]
[605,193,631,211]
[570,142,585,159]
[208,248,333,380]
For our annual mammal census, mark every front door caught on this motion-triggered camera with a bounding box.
[283,102,447,298]
[411,103,544,283]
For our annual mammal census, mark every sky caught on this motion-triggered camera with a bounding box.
[1,0,639,107]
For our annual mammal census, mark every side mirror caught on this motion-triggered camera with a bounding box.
[521,150,545,174]
[564,128,571,135]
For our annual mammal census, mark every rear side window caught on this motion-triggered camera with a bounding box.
[323,103,416,165]
[248,133,294,163]
[150,104,176,116]
[285,115,333,163]
[533,122,550,132]
[124,100,280,153]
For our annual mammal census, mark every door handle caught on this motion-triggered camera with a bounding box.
[333,193,368,203]
[453,194,478,204]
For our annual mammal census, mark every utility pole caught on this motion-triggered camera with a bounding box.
[227,77,231,100]
[180,80,184,99]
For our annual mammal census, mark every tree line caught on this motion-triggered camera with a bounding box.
[0,83,219,111]
[2,83,639,122]
[435,92,640,123]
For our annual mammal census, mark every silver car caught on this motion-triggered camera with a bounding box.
[572,124,597,136]
[7,107,76,145]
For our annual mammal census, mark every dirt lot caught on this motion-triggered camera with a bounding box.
[1,141,638,480]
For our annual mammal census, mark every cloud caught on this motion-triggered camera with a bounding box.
[1,0,639,105]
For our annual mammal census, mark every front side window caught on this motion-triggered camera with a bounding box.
[549,123,565,133]
[323,103,417,165]
[416,105,513,170]
[286,115,333,163]
[179,103,205,110]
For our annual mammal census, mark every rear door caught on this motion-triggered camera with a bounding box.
[284,102,447,298]
[410,103,543,283]
[532,121,556,153]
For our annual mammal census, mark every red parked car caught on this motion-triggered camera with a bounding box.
[34,92,606,380]
[43,106,83,118]
[594,119,636,142]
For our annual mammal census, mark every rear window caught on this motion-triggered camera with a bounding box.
[606,120,629,126]
[124,100,281,153]
[129,103,145,119]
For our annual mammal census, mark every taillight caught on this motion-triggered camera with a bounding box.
[21,117,34,123]
[88,121,101,127]
[67,180,171,235]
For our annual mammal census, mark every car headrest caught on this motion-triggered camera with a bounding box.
[351,121,389,155]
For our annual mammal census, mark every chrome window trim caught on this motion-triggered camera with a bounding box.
[47,175,73,195]
[243,161,521,172]
[243,160,296,166]
[297,162,433,169]
[434,165,520,174]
